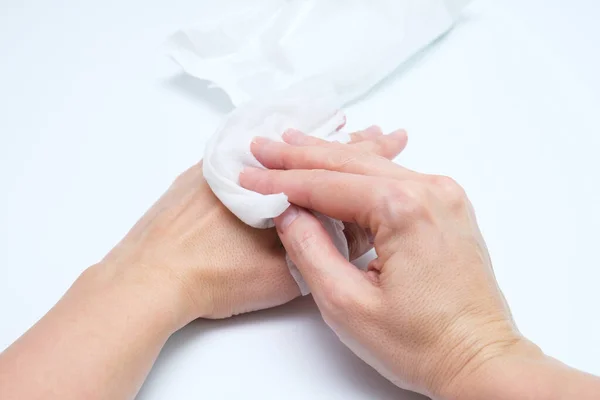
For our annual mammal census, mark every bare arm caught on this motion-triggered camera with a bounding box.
[0,265,187,400]
[0,130,405,400]
[0,161,301,400]
[444,347,600,400]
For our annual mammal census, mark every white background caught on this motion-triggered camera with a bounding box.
[1,0,599,399]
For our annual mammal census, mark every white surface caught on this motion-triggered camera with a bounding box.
[1,0,599,399]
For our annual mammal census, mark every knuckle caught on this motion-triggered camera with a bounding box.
[378,182,428,222]
[169,170,195,193]
[290,228,319,257]
[430,174,458,191]
[322,286,381,326]
[326,150,360,170]
[385,181,405,197]
[284,147,310,169]
[323,283,359,311]
[247,170,276,194]
[301,170,326,208]
[401,196,428,220]
[430,175,466,205]
[172,168,192,186]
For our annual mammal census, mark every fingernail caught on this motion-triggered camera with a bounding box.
[366,125,383,136]
[240,166,260,175]
[389,129,407,138]
[252,136,271,145]
[239,167,262,186]
[349,131,362,142]
[277,205,300,232]
[282,129,304,145]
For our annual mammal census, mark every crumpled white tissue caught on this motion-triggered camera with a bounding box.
[168,0,470,294]
[202,79,345,229]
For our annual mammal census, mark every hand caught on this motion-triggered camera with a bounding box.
[98,126,408,323]
[239,130,532,398]
[0,127,407,400]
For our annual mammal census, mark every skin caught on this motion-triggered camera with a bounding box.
[240,129,600,399]
[0,127,598,399]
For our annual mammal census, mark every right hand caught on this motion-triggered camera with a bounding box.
[240,130,539,399]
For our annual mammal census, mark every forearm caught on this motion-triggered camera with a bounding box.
[0,264,189,400]
[441,342,600,400]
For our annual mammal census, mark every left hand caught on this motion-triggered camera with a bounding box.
[97,126,408,324]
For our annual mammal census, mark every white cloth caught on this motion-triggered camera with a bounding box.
[202,79,345,229]
[168,0,470,294]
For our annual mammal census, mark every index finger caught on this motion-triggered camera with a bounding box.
[239,167,393,229]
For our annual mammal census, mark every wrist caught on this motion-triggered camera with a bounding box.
[437,338,546,400]
[437,338,600,400]
[79,263,196,334]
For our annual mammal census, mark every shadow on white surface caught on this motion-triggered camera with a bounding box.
[138,296,427,399]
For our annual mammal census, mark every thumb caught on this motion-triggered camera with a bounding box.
[275,205,367,304]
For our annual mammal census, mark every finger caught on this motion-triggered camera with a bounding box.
[343,222,374,261]
[282,127,407,161]
[350,129,408,159]
[349,125,383,142]
[281,128,380,147]
[251,136,415,179]
[281,129,329,147]
[240,167,392,227]
[366,258,382,285]
[275,206,368,302]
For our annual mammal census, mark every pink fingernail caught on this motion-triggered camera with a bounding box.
[277,205,300,232]
[252,136,271,145]
[239,167,256,186]
[240,166,260,176]
[349,132,362,142]
[389,129,407,138]
[365,125,383,136]
[282,129,304,145]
